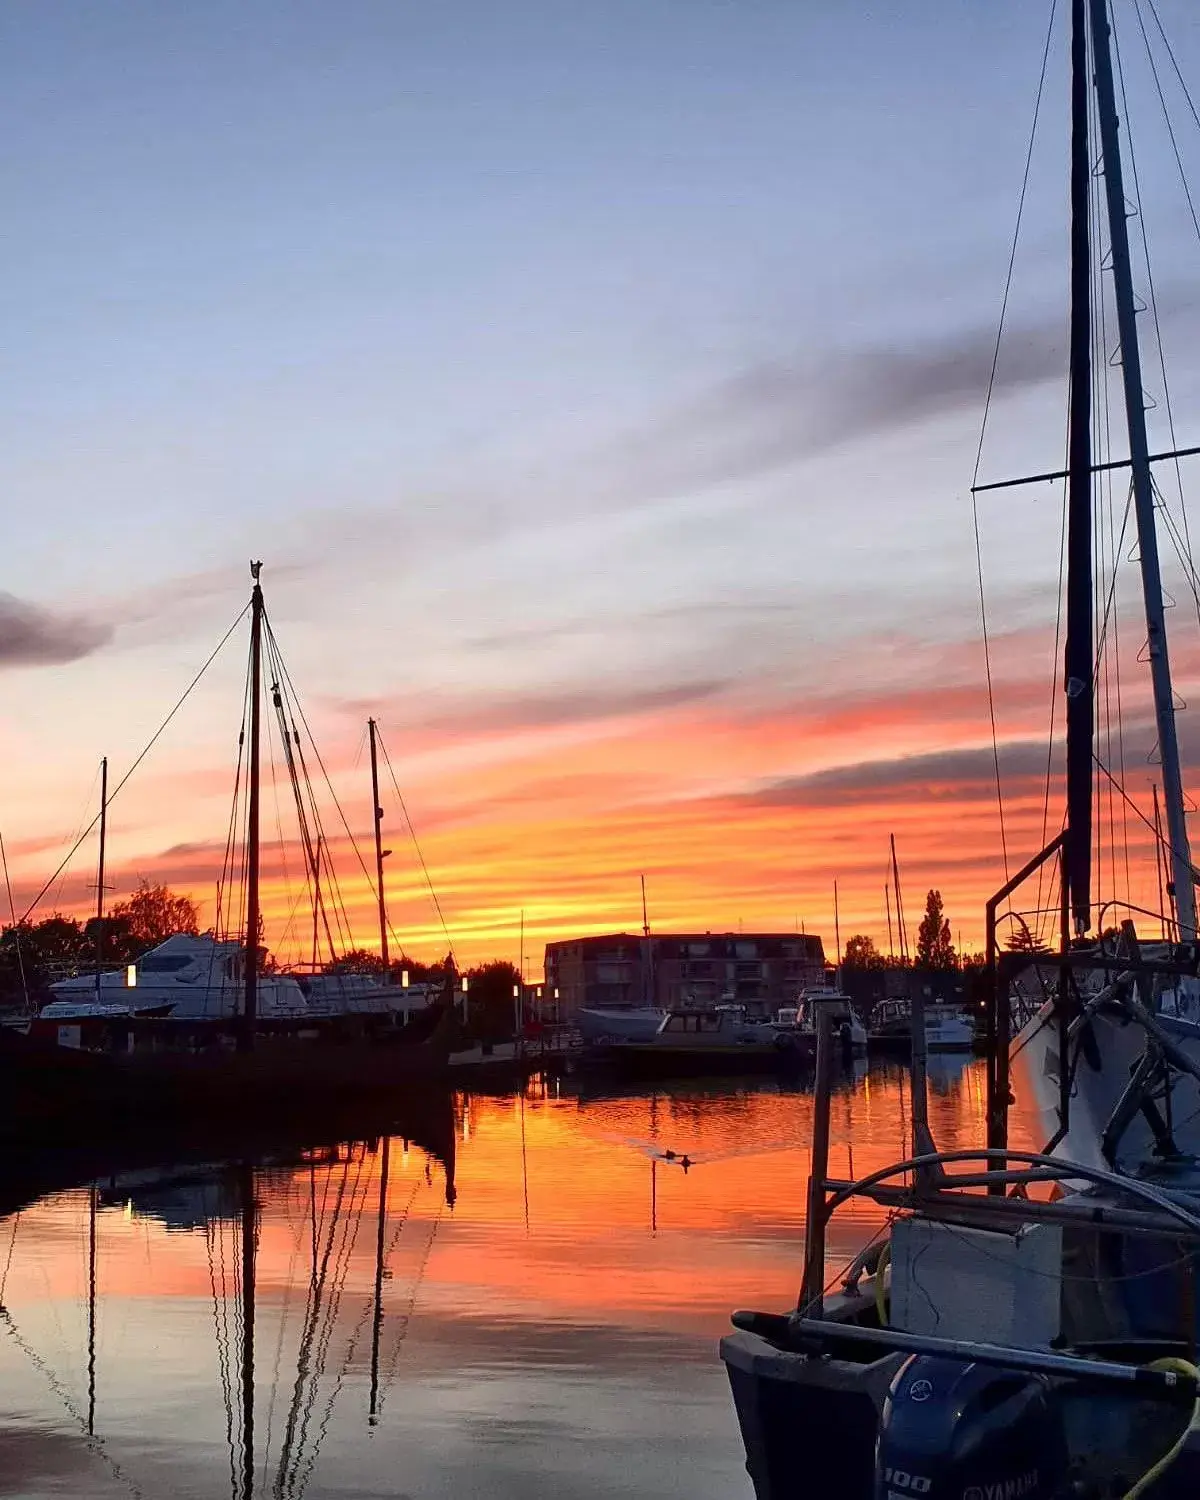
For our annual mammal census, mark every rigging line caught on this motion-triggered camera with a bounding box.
[21,602,251,925]
[265,641,346,966]
[283,1150,372,1500]
[271,669,357,966]
[0,1309,148,1499]
[1093,752,1186,879]
[1118,0,1200,631]
[48,761,102,915]
[215,660,251,947]
[376,729,456,962]
[273,1151,356,1497]
[206,1221,239,1500]
[266,645,381,933]
[1143,0,1200,138]
[265,695,296,949]
[260,1216,308,1500]
[969,0,1058,886]
[0,1212,20,1305]
[1134,0,1200,246]
[378,1205,444,1410]
[1033,472,1070,946]
[262,636,334,966]
[0,833,29,1010]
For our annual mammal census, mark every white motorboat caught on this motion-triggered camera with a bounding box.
[788,987,868,1055]
[577,1005,666,1045]
[868,996,975,1052]
[44,932,310,1022]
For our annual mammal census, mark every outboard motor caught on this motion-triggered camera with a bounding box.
[875,1356,1067,1500]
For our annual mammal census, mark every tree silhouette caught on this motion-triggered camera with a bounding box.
[109,880,199,949]
[843,934,885,969]
[915,889,956,969]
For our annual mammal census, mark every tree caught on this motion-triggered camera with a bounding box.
[324,948,385,976]
[463,959,521,1043]
[842,934,886,969]
[1004,923,1052,957]
[915,889,956,969]
[108,881,199,952]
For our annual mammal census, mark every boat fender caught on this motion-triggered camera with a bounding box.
[1120,1357,1200,1500]
[774,1032,797,1053]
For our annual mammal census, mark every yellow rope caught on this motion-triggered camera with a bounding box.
[1120,1357,1200,1500]
[873,1242,891,1327]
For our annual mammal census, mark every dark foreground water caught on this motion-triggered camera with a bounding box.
[0,1057,1028,1500]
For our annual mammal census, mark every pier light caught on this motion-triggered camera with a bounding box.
[461,975,469,992]
[513,983,520,998]
[401,969,409,989]
[126,965,137,988]
[536,986,543,1000]
[554,987,560,1000]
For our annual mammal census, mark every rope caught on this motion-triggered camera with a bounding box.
[376,728,456,964]
[970,0,1058,886]
[21,602,250,924]
[0,833,29,1009]
[1120,1357,1200,1500]
[1116,2,1200,644]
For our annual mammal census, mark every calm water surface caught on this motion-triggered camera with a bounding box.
[0,1059,1033,1499]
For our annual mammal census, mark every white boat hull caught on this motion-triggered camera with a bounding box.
[577,1007,665,1045]
[1012,998,1200,1172]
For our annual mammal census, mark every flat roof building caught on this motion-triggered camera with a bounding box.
[544,931,826,1018]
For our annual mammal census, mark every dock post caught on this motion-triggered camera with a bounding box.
[798,1003,834,1316]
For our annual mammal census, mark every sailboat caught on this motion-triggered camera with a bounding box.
[720,5,1200,1496]
[576,875,667,1044]
[0,567,459,1154]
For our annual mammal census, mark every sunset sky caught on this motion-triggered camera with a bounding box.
[4,3,1200,970]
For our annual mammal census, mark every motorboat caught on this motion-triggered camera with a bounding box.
[43,932,310,1023]
[868,996,975,1054]
[601,1005,801,1073]
[785,987,868,1056]
[296,970,435,1022]
[577,1005,666,1045]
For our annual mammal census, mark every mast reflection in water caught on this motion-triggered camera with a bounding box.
[0,1063,1031,1499]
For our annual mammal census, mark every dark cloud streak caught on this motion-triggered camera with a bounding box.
[0,593,111,667]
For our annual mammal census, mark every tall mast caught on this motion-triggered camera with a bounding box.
[833,880,841,973]
[87,1185,97,1436]
[368,719,389,972]
[890,834,908,964]
[94,757,107,1002]
[1089,0,1196,938]
[640,873,654,1006]
[311,835,322,971]
[885,884,894,962]
[239,1161,256,1500]
[368,1133,390,1423]
[242,563,264,1051]
[1064,0,1093,938]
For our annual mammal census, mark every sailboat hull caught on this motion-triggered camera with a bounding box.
[1012,998,1200,1170]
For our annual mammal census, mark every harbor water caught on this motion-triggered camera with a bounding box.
[0,1058,1034,1499]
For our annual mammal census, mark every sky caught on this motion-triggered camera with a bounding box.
[3,1,1200,971]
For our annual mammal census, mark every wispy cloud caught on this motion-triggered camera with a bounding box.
[333,678,736,740]
[0,593,111,667]
[596,313,1069,501]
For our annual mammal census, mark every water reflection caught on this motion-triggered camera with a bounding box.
[0,1060,1032,1499]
